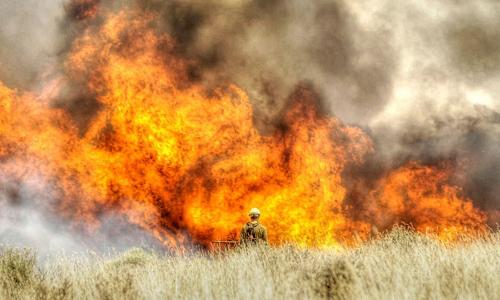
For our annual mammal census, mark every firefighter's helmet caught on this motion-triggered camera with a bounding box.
[249,208,261,216]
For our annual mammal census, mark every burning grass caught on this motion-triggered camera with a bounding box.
[1,228,499,299]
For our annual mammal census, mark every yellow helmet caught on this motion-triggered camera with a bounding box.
[249,208,261,216]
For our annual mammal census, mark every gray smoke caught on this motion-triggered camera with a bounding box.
[0,0,65,89]
[0,170,81,255]
[365,0,500,215]
[0,167,165,257]
[138,0,396,130]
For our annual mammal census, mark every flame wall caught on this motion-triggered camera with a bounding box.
[0,2,495,249]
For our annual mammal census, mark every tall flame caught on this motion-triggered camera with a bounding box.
[0,9,487,249]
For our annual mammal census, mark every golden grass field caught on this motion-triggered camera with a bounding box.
[1,228,499,300]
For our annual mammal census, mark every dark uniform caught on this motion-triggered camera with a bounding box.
[240,221,268,245]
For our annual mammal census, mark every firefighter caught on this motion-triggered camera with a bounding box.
[240,208,268,245]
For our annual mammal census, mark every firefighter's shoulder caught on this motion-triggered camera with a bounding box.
[257,223,267,231]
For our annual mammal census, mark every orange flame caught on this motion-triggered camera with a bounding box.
[367,162,486,240]
[0,9,488,248]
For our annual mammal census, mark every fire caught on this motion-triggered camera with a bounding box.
[0,8,489,249]
[367,162,486,240]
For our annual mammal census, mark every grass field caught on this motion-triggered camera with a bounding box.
[1,228,499,299]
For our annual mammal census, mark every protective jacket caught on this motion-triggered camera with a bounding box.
[240,221,268,245]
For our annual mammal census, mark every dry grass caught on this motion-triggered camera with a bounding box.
[1,228,499,299]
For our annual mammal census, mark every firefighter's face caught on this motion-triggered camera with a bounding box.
[249,214,259,221]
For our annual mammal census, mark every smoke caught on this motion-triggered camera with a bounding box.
[0,0,65,89]
[365,0,500,215]
[0,166,165,256]
[135,0,396,130]
[0,170,81,255]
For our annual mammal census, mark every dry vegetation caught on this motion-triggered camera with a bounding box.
[1,228,499,299]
